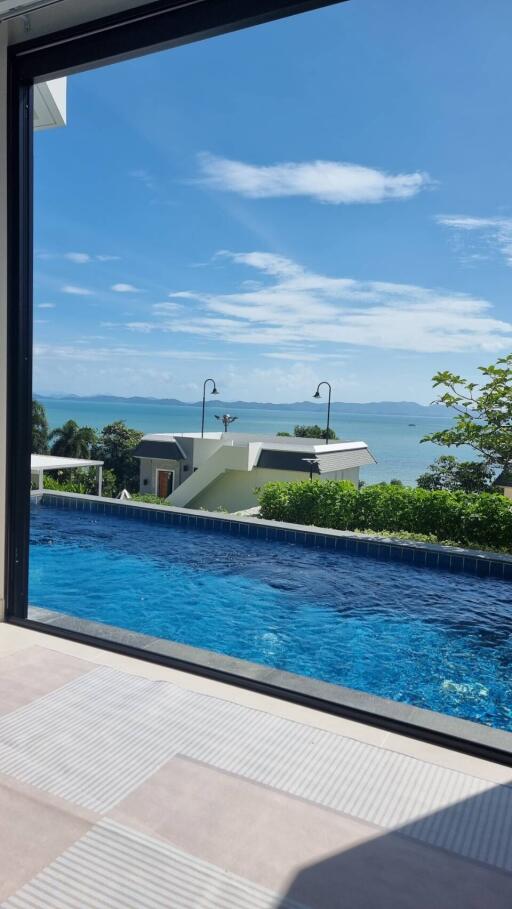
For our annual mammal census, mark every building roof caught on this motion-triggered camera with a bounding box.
[257,446,375,473]
[132,439,186,461]
[494,469,512,487]
[31,455,103,470]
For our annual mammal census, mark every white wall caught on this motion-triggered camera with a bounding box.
[188,467,360,513]
[138,458,182,495]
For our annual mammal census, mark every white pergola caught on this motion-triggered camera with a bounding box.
[31,455,104,496]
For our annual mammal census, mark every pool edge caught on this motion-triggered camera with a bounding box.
[22,604,512,768]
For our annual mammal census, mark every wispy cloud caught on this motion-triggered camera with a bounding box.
[34,343,220,362]
[111,283,142,293]
[39,251,120,264]
[436,214,512,266]
[129,169,156,191]
[38,303,56,309]
[64,252,91,264]
[197,153,431,204]
[125,322,154,333]
[61,285,94,296]
[149,250,512,354]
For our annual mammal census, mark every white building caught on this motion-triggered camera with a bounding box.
[133,432,376,512]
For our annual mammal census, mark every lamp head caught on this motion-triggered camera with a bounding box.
[212,385,219,395]
[313,389,321,399]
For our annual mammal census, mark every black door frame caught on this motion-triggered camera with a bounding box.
[7,0,510,767]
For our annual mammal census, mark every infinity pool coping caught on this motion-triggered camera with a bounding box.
[32,489,512,579]
[28,604,512,763]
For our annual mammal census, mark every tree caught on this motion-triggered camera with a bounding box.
[32,400,49,454]
[49,420,97,459]
[421,354,512,473]
[94,421,143,492]
[293,424,338,440]
[417,455,495,493]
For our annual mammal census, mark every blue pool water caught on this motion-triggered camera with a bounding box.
[29,504,512,731]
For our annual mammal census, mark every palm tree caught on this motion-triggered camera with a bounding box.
[49,420,97,459]
[32,399,49,454]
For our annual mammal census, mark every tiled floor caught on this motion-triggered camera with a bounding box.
[1,623,512,907]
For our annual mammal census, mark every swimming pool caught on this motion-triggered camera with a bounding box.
[29,502,512,732]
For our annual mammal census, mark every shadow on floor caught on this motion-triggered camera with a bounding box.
[277,785,512,909]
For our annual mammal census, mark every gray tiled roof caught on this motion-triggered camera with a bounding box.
[257,446,375,473]
[132,440,185,461]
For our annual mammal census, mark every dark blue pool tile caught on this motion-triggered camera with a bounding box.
[345,538,358,554]
[425,551,439,569]
[294,530,307,546]
[401,546,415,564]
[437,552,452,571]
[503,562,512,581]
[449,555,465,573]
[413,549,427,567]
[475,558,490,577]
[285,530,297,544]
[489,560,504,579]
[335,536,347,552]
[463,556,478,575]
[376,543,391,560]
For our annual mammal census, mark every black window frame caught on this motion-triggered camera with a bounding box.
[6,0,511,767]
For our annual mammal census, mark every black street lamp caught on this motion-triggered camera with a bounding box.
[313,381,332,445]
[302,457,320,480]
[201,378,219,437]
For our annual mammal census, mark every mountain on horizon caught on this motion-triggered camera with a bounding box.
[36,393,444,417]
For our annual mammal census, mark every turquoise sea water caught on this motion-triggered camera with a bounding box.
[38,397,468,486]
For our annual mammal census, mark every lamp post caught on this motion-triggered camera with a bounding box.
[313,381,332,445]
[215,414,238,433]
[302,457,320,481]
[201,378,219,437]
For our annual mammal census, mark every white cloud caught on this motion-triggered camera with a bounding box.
[38,303,56,309]
[96,255,121,262]
[436,214,512,266]
[197,153,431,204]
[168,291,198,299]
[126,322,154,333]
[111,283,141,293]
[150,250,512,354]
[65,252,91,264]
[61,285,94,296]
[129,169,155,191]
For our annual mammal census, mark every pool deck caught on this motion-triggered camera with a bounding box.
[1,623,512,907]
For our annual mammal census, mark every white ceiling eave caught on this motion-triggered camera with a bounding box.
[33,77,67,130]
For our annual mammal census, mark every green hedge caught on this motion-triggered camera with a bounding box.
[257,480,512,552]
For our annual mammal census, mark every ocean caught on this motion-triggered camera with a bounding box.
[39,397,468,487]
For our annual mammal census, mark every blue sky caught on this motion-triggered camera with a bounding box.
[34,0,512,403]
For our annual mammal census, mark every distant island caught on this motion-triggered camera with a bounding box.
[36,393,446,417]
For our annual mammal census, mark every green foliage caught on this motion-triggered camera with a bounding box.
[43,467,117,497]
[421,353,512,472]
[32,400,49,454]
[130,494,170,506]
[293,424,338,440]
[258,479,512,552]
[49,420,97,459]
[276,432,291,437]
[93,421,143,493]
[417,455,495,493]
[43,475,91,495]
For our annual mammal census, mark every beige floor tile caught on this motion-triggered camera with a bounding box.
[0,773,96,902]
[112,756,512,909]
[0,645,94,714]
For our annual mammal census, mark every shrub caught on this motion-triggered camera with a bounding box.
[257,480,512,552]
